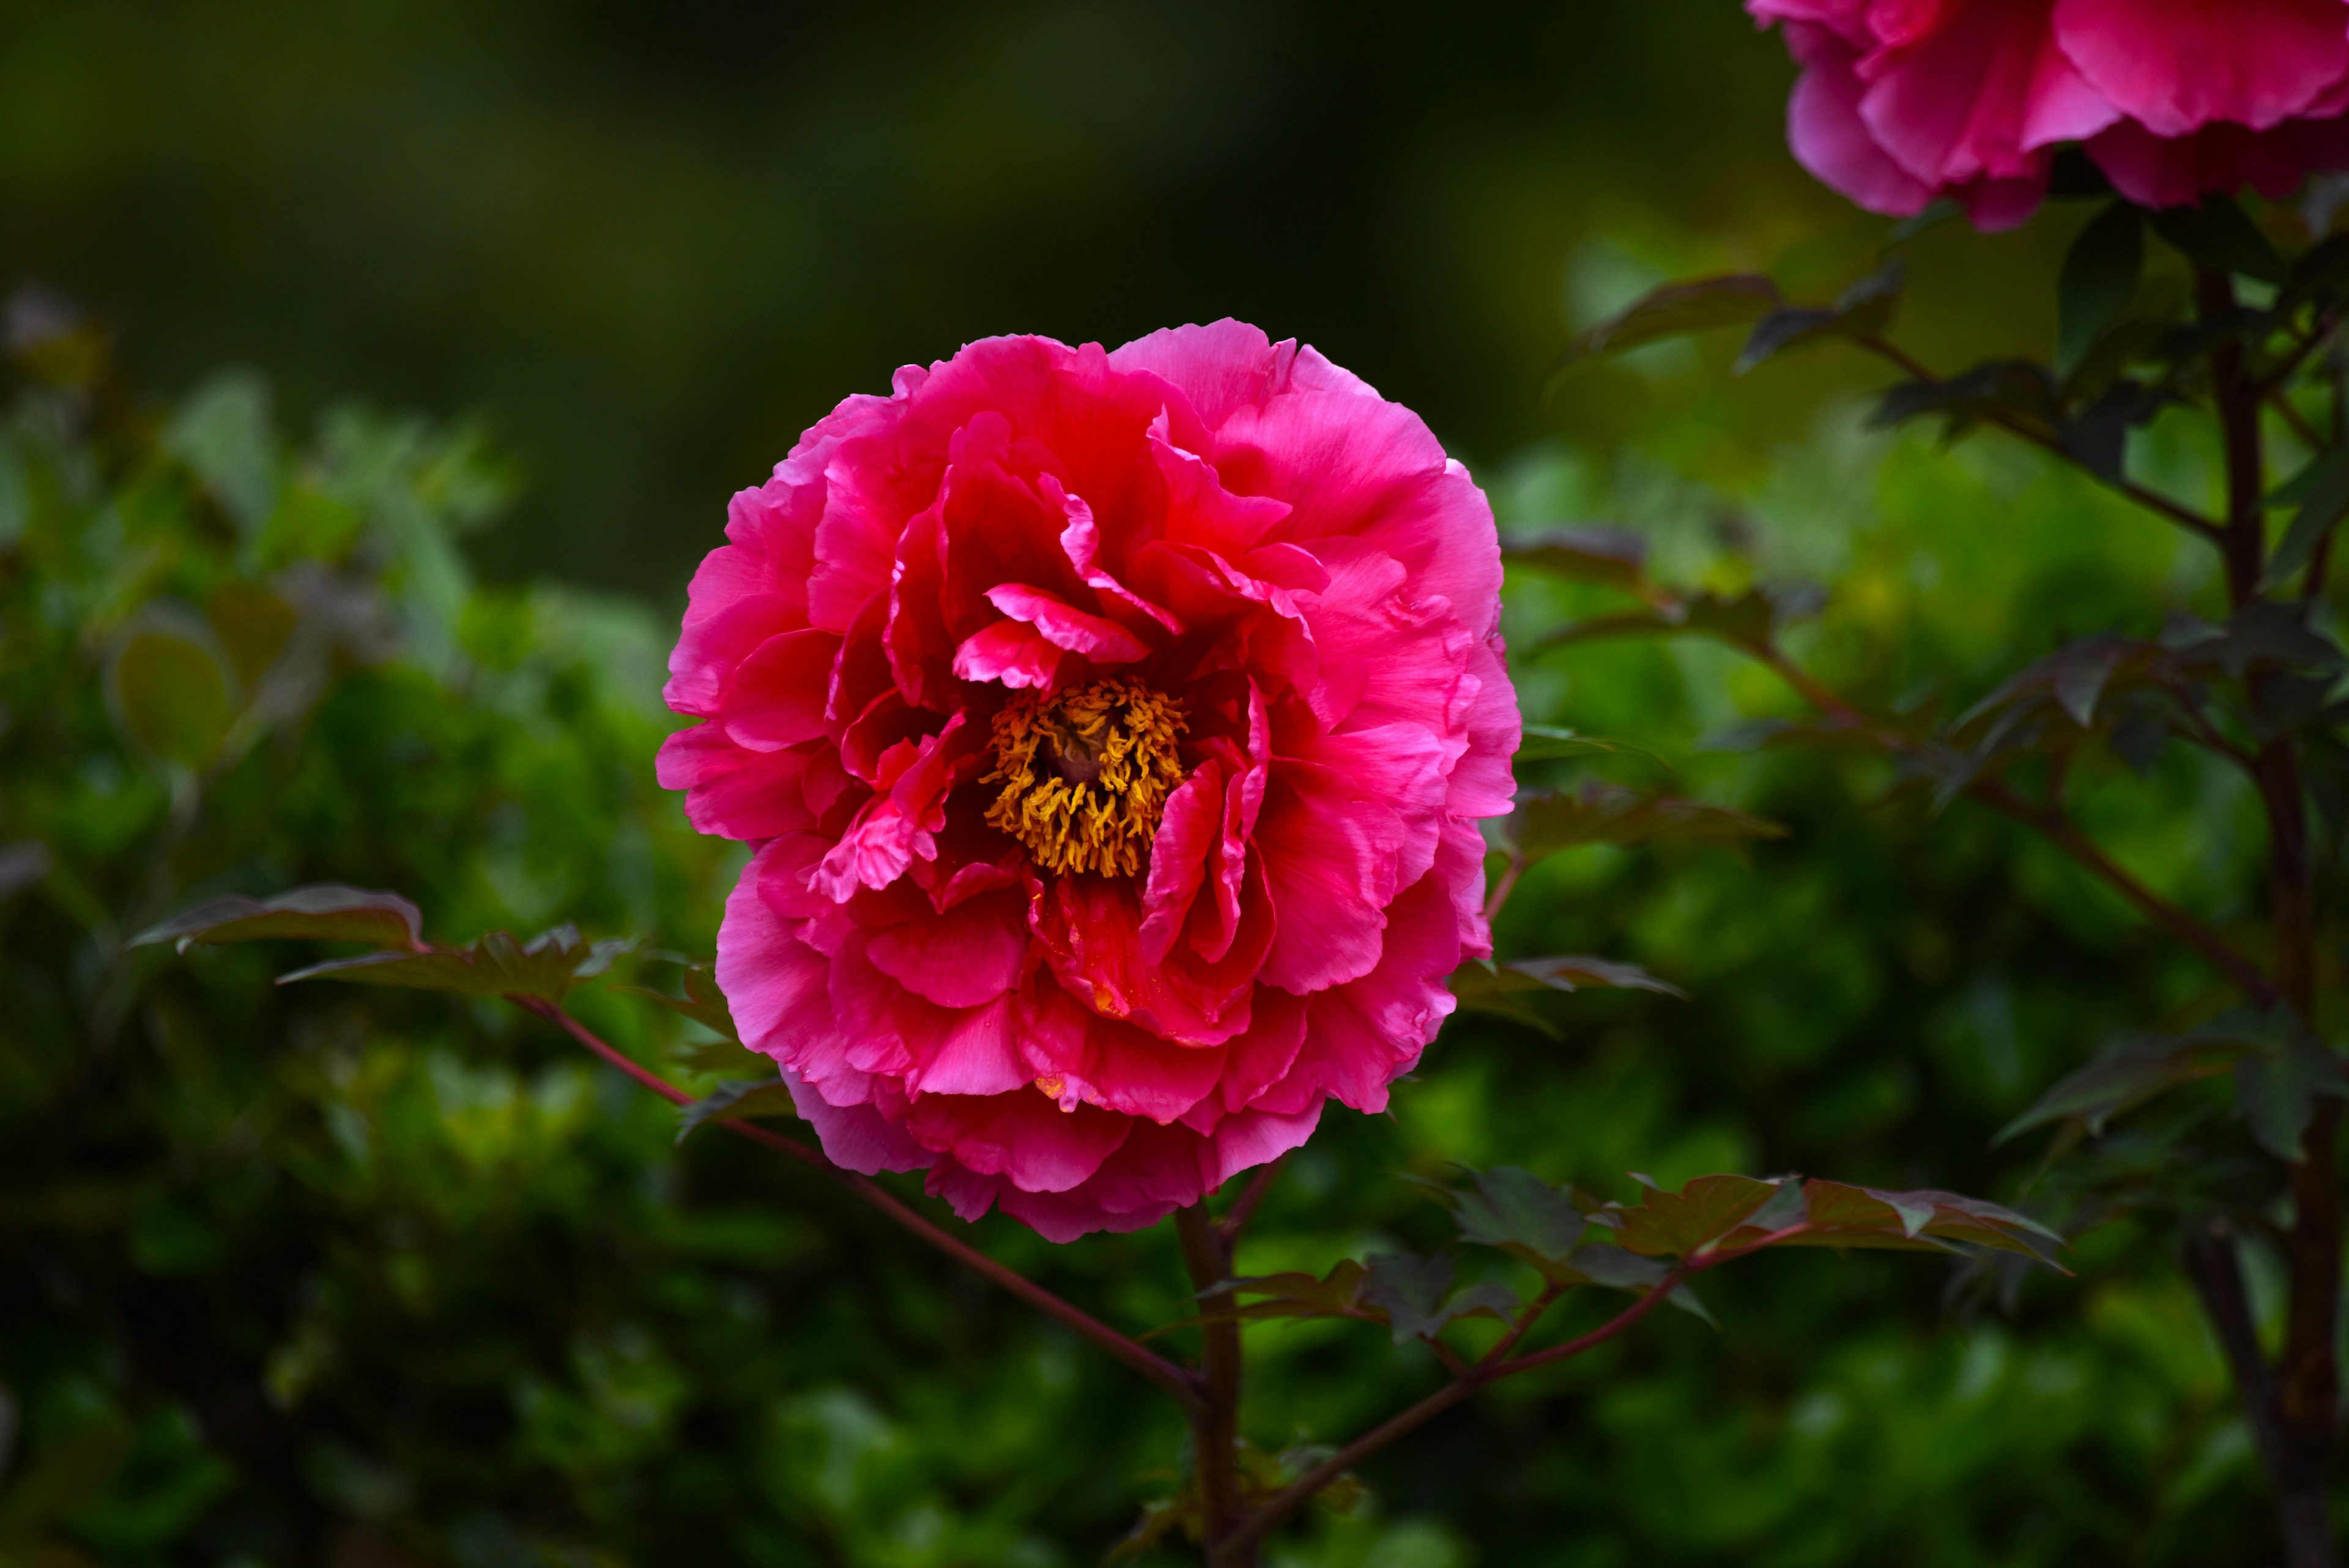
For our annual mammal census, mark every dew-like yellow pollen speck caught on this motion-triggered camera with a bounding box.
[982,677,1187,879]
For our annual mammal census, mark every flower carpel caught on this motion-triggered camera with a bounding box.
[983,678,1186,878]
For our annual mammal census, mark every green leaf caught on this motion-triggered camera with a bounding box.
[163,368,279,535]
[1360,1252,1517,1345]
[618,962,741,1044]
[1450,956,1686,1033]
[2150,196,2288,284]
[1548,1243,1715,1324]
[277,924,632,1002]
[1549,275,1783,376]
[1537,584,1822,655]
[1735,260,1905,374]
[675,1077,800,1143]
[1511,783,1786,863]
[1146,1261,1376,1337]
[2057,203,2143,377]
[2235,1036,2348,1161]
[1447,1165,1586,1262]
[2264,445,2349,589]
[133,885,425,955]
[1871,360,2060,437]
[1503,526,1650,591]
[109,623,235,767]
[1995,1033,2248,1146]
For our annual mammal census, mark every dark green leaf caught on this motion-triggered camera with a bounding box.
[2265,445,2349,589]
[2150,196,2288,284]
[1360,1252,1517,1345]
[1447,1165,1585,1262]
[1994,1009,2293,1145]
[2057,203,2143,377]
[1549,1243,1714,1323]
[1871,360,2060,436]
[133,885,425,956]
[675,1077,800,1143]
[278,924,632,1002]
[2061,380,2168,484]
[1735,261,1904,374]
[617,961,741,1044]
[1549,275,1782,376]
[1148,1261,1376,1337]
[2235,1036,2348,1161]
[1791,1181,2068,1271]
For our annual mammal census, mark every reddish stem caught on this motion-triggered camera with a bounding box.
[514,995,1204,1416]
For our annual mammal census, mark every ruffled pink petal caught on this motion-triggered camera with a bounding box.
[784,1066,928,1175]
[1260,861,1463,1117]
[1017,983,1231,1123]
[1856,0,2113,190]
[833,934,1030,1098]
[664,588,801,718]
[904,1088,1134,1194]
[719,628,844,751]
[657,724,820,841]
[1301,538,1477,743]
[864,886,1031,1008]
[983,583,1151,663]
[1137,762,1223,965]
[813,713,978,901]
[718,837,840,1067]
[950,618,1063,689]
[2054,0,2349,138]
[1033,872,1270,1047]
[2089,113,2349,207]
[1780,21,1939,217]
[1748,0,1871,45]
[1050,479,1186,637]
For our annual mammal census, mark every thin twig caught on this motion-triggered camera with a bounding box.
[1740,644,2277,1006]
[1483,850,1527,926]
[516,996,1204,1414]
[2270,390,2326,455]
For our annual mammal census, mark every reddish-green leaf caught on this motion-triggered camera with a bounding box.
[618,962,742,1044]
[675,1077,799,1143]
[133,884,425,956]
[278,924,631,1003]
[1603,1174,1787,1258]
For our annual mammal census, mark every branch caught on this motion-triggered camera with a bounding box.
[1853,336,2225,544]
[514,995,1204,1416]
[1739,644,2277,1006]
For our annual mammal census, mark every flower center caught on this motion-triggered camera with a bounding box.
[982,677,1187,878]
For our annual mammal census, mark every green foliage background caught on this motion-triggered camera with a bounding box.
[0,2,2301,1564]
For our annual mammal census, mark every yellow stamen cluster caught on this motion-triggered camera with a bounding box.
[983,678,1187,878]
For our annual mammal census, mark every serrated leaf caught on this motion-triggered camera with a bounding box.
[2057,203,2143,377]
[1148,1260,1375,1338]
[133,884,425,956]
[675,1077,800,1143]
[2062,380,2170,483]
[1605,1174,1786,1257]
[1511,782,1786,864]
[1549,1243,1714,1323]
[617,962,741,1044]
[1504,526,1650,590]
[1791,1181,2067,1270]
[2150,196,2288,284]
[1550,275,1782,376]
[1447,1165,1586,1262]
[278,924,631,1002]
[1360,1252,1518,1345]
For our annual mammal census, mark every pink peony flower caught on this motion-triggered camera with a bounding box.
[659,323,1516,1241]
[1750,0,2349,224]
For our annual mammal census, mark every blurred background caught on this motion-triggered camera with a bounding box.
[0,2,2269,1566]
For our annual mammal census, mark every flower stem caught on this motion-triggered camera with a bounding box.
[514,995,1204,1416]
[1176,1202,1250,1566]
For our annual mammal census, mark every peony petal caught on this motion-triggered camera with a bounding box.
[865,887,1031,1008]
[1138,762,1223,965]
[1017,983,1232,1123]
[1855,0,2110,199]
[2054,0,2349,139]
[658,724,822,841]
[719,628,844,752]
[1779,21,1939,217]
[983,583,1152,663]
[834,935,1030,1098]
[951,618,1064,689]
[2089,113,2349,208]
[784,1066,929,1175]
[904,1088,1134,1194]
